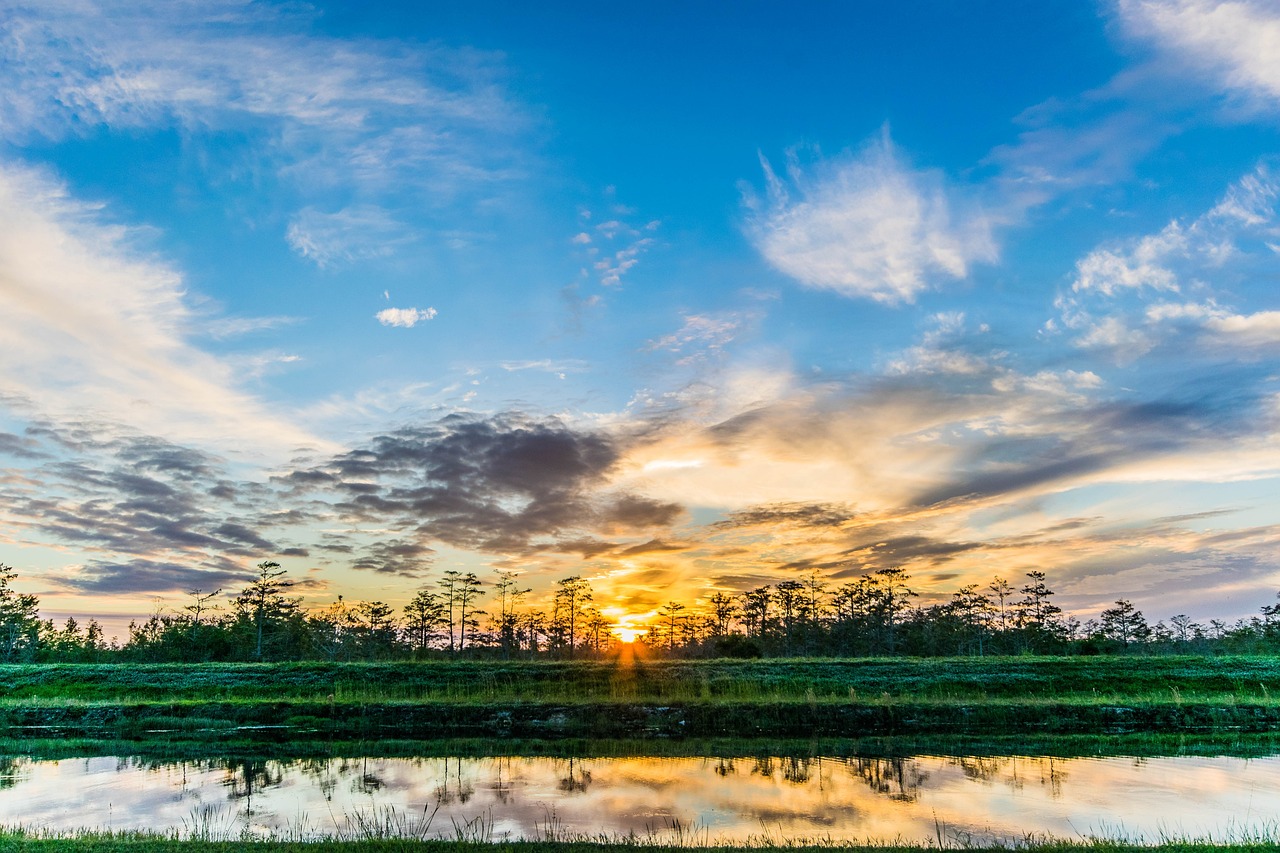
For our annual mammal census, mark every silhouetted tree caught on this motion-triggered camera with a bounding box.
[949,584,993,656]
[234,561,299,660]
[0,564,40,662]
[1099,599,1150,649]
[552,576,592,657]
[491,571,530,658]
[654,601,686,652]
[404,588,446,655]
[352,600,397,658]
[582,606,611,653]
[740,586,772,639]
[440,571,485,653]
[707,592,738,637]
[988,576,1014,636]
[1017,571,1063,652]
[874,567,916,655]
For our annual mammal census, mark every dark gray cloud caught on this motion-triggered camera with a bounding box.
[114,437,219,481]
[717,502,855,530]
[546,538,618,558]
[0,431,46,459]
[0,420,299,568]
[56,559,252,596]
[603,494,684,529]
[284,413,668,557]
[911,391,1266,508]
[838,535,982,569]
[210,522,278,552]
[618,539,689,556]
[351,539,435,576]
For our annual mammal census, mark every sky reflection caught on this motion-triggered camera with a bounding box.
[0,753,1278,842]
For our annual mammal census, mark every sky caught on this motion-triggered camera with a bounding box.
[1,0,1279,636]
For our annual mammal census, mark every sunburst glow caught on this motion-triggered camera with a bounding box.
[612,626,648,644]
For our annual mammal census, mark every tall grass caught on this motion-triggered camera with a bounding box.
[3,657,1280,704]
[3,821,1280,851]
[3,657,1280,742]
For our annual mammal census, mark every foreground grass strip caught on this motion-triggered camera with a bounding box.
[2,839,1280,852]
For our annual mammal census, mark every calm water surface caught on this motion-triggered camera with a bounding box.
[1,753,1278,842]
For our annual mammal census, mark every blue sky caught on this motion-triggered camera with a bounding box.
[1,0,1279,635]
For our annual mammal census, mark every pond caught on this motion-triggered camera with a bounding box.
[1,751,1277,842]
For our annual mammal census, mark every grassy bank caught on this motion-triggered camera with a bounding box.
[7,731,1280,762]
[5,696,1280,740]
[5,657,1280,702]
[3,657,1280,741]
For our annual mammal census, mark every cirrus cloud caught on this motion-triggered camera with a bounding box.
[0,162,318,455]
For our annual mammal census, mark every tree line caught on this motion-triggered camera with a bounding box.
[2,561,1279,663]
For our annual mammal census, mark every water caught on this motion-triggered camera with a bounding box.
[1,752,1278,842]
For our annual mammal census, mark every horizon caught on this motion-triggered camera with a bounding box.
[2,0,1279,638]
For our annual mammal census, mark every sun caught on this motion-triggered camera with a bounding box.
[602,606,651,645]
[612,626,648,644]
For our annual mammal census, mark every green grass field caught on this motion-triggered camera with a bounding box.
[2,656,1279,742]
[4,656,1280,702]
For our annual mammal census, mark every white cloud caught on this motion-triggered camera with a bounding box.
[229,351,304,380]
[1118,0,1280,106]
[202,314,302,340]
[1213,166,1280,225]
[886,312,997,376]
[594,240,654,287]
[1072,225,1186,295]
[1204,310,1280,348]
[0,162,319,455]
[1071,164,1279,297]
[988,106,1174,204]
[1144,300,1225,323]
[500,359,589,374]
[376,307,438,328]
[744,134,997,304]
[1059,162,1280,360]
[577,205,658,289]
[646,312,753,365]
[988,370,1105,411]
[1075,316,1156,361]
[286,206,411,269]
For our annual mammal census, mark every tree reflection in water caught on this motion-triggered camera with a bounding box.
[0,756,27,790]
[299,756,342,801]
[846,756,928,802]
[355,756,385,795]
[782,756,812,784]
[222,759,283,801]
[433,756,475,805]
[953,755,1006,782]
[557,757,592,793]
[491,756,513,804]
[1043,757,1066,798]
